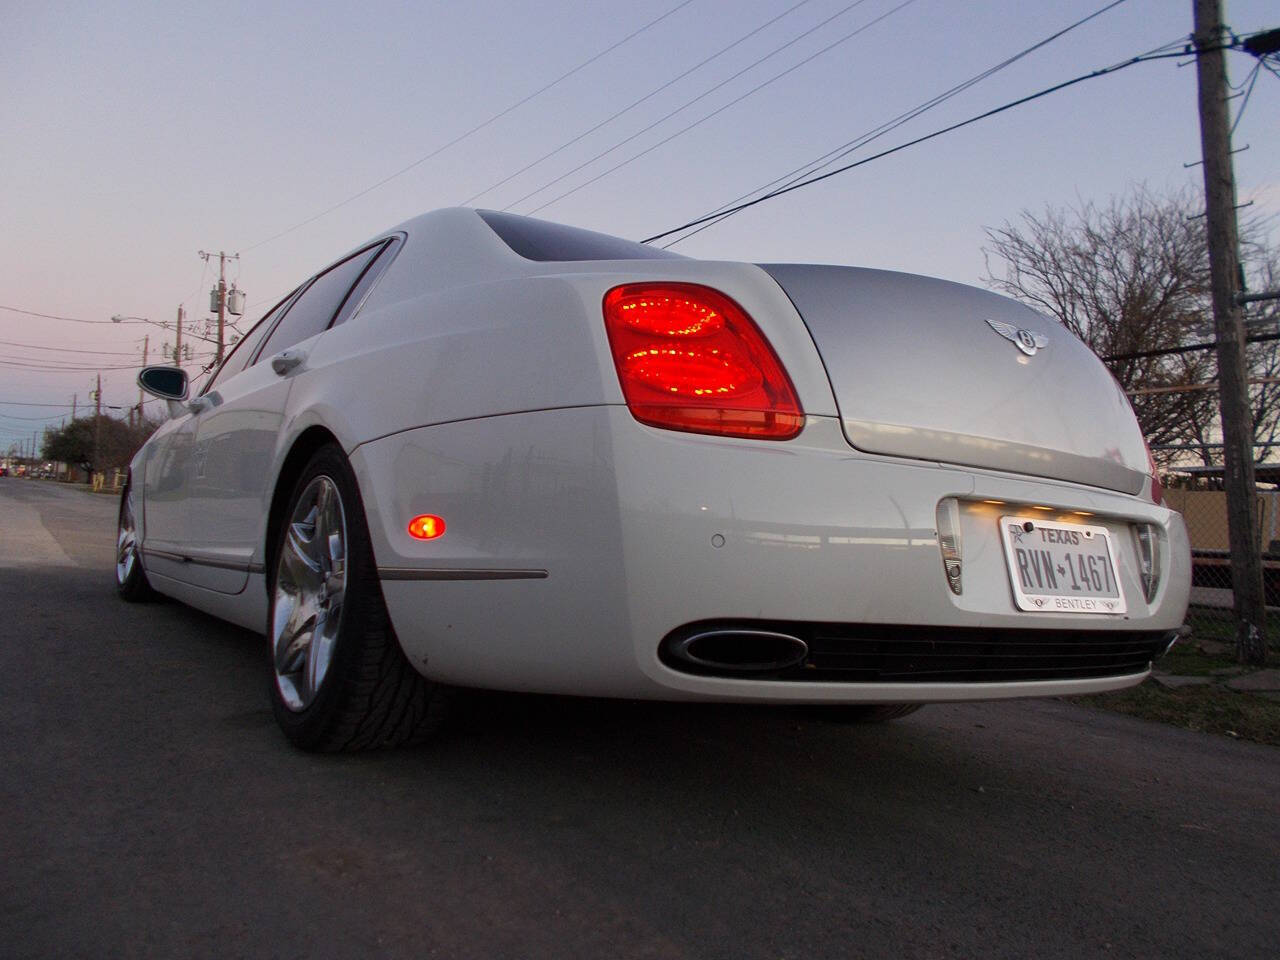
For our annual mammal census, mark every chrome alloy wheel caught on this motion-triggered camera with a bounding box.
[116,487,140,585]
[272,475,348,712]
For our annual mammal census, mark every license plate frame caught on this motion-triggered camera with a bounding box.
[998,516,1126,615]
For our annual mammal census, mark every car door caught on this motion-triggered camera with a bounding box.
[138,408,197,582]
[179,242,389,593]
[139,296,287,588]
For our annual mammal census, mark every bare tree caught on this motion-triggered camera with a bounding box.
[1243,254,1280,454]
[982,185,1277,466]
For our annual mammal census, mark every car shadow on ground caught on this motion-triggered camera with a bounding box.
[11,564,1277,960]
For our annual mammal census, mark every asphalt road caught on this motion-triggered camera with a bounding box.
[2,477,1278,960]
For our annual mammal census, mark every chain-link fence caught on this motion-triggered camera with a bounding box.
[1161,452,1280,611]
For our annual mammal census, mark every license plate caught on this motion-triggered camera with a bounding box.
[999,516,1126,614]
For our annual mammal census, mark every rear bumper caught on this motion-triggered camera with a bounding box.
[658,620,1178,684]
[351,406,1190,702]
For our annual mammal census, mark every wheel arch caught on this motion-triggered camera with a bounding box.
[263,426,345,590]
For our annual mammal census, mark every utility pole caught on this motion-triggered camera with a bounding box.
[174,304,185,366]
[92,373,102,485]
[137,334,149,425]
[217,256,226,368]
[1193,0,1267,665]
[200,250,238,368]
[71,394,77,420]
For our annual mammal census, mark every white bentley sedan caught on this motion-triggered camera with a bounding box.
[118,208,1190,750]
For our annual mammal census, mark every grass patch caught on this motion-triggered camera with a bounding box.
[1185,608,1280,650]
[1156,645,1234,676]
[1071,615,1280,746]
[1074,682,1280,747]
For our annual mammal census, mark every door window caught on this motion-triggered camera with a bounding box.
[255,243,385,360]
[204,294,294,393]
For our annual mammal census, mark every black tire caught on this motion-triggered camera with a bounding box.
[267,443,448,751]
[115,481,155,602]
[810,704,924,723]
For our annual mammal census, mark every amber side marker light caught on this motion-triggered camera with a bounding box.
[407,515,446,540]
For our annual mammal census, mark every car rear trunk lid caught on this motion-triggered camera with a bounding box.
[761,264,1147,495]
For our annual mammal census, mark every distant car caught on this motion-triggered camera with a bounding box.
[119,208,1191,751]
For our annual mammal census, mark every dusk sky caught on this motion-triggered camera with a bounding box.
[3,0,1278,452]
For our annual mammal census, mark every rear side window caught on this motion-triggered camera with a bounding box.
[256,243,385,360]
[331,237,400,327]
[477,210,684,262]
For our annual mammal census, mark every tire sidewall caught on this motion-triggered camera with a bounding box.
[115,481,152,601]
[267,444,378,746]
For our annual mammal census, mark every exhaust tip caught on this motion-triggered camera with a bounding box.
[663,628,809,675]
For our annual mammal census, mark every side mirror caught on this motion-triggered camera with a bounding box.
[137,366,189,419]
[138,365,189,400]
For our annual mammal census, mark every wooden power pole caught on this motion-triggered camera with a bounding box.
[174,304,185,366]
[200,251,237,368]
[136,334,148,426]
[92,372,102,485]
[1193,0,1267,665]
[215,255,227,368]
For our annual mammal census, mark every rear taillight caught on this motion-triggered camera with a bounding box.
[1143,440,1163,506]
[602,282,803,440]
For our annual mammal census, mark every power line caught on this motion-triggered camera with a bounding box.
[661,0,1147,247]
[1,349,144,367]
[1230,60,1263,135]
[0,304,144,325]
[0,400,76,408]
[642,42,1242,245]
[0,360,143,373]
[1104,331,1280,363]
[175,256,212,317]
[240,0,696,254]
[0,338,143,357]
[461,0,817,206]
[2,360,142,373]
[512,0,914,215]
[0,411,69,422]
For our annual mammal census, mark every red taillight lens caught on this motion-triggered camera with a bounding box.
[602,283,803,440]
[1144,440,1163,506]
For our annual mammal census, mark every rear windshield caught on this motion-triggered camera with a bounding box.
[478,210,685,262]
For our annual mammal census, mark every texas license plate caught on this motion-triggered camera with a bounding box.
[999,516,1126,614]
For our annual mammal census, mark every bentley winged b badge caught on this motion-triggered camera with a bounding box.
[986,318,1048,357]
